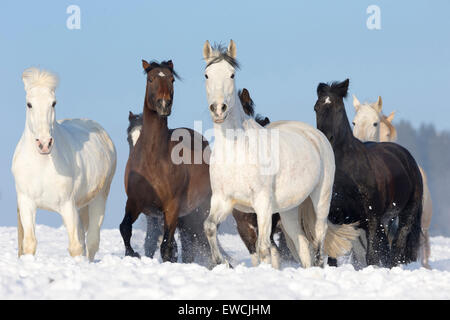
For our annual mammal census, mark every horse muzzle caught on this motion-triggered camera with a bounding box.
[156,99,172,117]
[35,137,54,155]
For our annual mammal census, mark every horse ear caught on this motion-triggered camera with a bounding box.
[374,96,383,113]
[203,40,212,60]
[129,111,134,121]
[336,79,349,98]
[240,88,250,101]
[228,39,237,58]
[166,60,174,70]
[22,69,34,91]
[317,83,328,97]
[386,111,395,123]
[142,60,150,71]
[353,94,361,110]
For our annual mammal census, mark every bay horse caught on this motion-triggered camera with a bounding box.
[126,111,210,263]
[12,68,117,261]
[202,40,358,268]
[314,79,423,268]
[120,59,212,262]
[351,95,432,269]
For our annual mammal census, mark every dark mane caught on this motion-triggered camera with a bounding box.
[255,115,270,127]
[238,89,254,117]
[317,79,349,98]
[144,60,180,79]
[238,88,270,127]
[206,43,240,69]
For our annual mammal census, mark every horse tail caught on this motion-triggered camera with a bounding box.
[324,221,360,259]
[299,197,359,259]
[404,163,424,264]
[17,205,24,257]
[419,166,432,268]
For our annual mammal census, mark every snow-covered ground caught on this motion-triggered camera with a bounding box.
[1,224,449,299]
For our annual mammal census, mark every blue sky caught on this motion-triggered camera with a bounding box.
[0,1,449,228]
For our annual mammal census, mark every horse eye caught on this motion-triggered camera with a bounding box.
[231,74,235,79]
[52,101,57,108]
[205,74,209,79]
[27,103,32,109]
[148,77,153,83]
[352,122,355,126]
[373,123,378,127]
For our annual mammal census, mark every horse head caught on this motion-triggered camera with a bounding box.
[142,59,179,117]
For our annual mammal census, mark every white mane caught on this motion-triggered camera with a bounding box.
[22,67,59,92]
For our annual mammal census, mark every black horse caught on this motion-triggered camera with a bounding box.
[314,79,423,268]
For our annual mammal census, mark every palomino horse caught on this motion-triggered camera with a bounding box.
[202,40,358,268]
[121,59,213,262]
[352,95,432,269]
[12,68,117,261]
[127,88,291,265]
[314,79,423,268]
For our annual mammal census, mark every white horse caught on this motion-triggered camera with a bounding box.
[12,68,117,261]
[202,40,358,268]
[352,94,432,269]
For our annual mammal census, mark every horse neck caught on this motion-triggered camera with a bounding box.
[21,118,63,160]
[214,91,248,140]
[140,101,170,154]
[333,110,360,152]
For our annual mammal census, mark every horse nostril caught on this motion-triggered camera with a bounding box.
[209,104,216,112]
[222,104,227,112]
[48,138,53,147]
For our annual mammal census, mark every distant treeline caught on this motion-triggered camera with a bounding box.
[396,120,450,236]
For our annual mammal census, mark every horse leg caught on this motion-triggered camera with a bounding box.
[17,195,37,256]
[160,202,179,263]
[144,214,163,258]
[270,214,281,269]
[79,206,89,235]
[60,201,85,258]
[349,229,368,270]
[309,191,331,267]
[119,199,141,258]
[85,195,106,262]
[390,197,422,266]
[204,195,233,268]
[279,207,312,268]
[421,229,431,269]
[366,214,390,267]
[178,216,195,264]
[17,205,24,257]
[233,210,258,266]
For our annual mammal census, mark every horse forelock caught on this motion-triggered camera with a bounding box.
[206,43,240,70]
[22,68,58,92]
[144,60,180,79]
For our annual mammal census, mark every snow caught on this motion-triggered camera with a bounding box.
[1,225,449,299]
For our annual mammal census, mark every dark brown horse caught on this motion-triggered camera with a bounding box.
[120,60,212,262]
[126,111,210,263]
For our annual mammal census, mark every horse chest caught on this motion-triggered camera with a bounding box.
[211,163,258,199]
[13,155,74,209]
